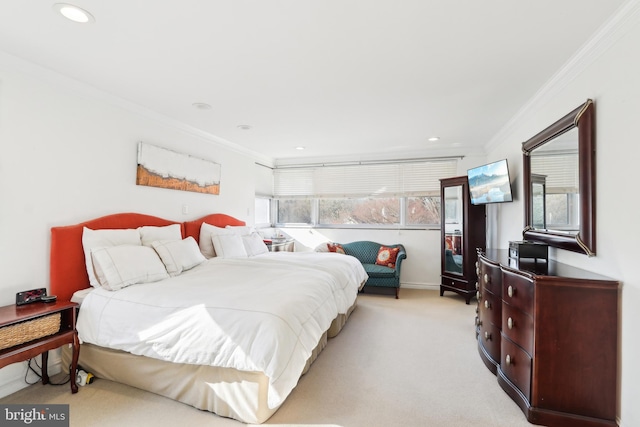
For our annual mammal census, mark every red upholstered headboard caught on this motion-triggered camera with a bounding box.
[50,212,246,302]
[184,213,246,243]
[50,213,181,303]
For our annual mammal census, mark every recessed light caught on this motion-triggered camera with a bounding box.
[237,125,252,130]
[428,136,440,142]
[192,102,212,110]
[53,3,95,23]
[296,146,305,150]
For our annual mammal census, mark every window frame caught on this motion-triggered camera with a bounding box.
[274,195,441,230]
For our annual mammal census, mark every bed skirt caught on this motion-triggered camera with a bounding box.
[62,300,357,424]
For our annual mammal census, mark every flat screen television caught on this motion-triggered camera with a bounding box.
[467,159,513,205]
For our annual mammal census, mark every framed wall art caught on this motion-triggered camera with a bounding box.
[136,142,221,195]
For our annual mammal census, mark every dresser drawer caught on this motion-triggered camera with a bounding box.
[478,258,502,296]
[502,269,534,315]
[502,303,533,355]
[479,289,501,327]
[501,334,532,402]
[441,275,470,292]
[478,321,501,364]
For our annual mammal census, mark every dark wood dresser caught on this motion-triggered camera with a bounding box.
[476,249,619,427]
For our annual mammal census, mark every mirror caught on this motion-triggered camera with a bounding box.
[443,185,464,274]
[522,99,595,256]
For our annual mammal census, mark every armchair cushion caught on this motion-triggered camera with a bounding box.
[362,263,396,278]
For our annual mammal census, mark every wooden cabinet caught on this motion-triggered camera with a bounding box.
[440,176,486,304]
[0,301,80,394]
[476,253,502,373]
[477,249,619,427]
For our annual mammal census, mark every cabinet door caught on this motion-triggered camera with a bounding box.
[443,185,464,276]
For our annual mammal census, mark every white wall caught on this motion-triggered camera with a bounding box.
[484,9,640,426]
[0,57,259,396]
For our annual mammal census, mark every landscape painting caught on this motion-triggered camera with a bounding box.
[136,142,221,195]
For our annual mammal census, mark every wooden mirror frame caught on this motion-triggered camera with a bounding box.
[522,99,595,256]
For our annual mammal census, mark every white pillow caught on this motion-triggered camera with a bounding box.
[314,242,331,252]
[91,245,169,291]
[225,225,253,236]
[199,223,234,258]
[242,232,269,256]
[82,227,141,288]
[138,224,182,247]
[152,237,206,276]
[212,233,248,258]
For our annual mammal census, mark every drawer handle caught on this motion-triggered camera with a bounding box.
[475,317,482,327]
[484,331,491,341]
[484,300,490,309]
[507,317,514,329]
[476,291,481,300]
[475,282,479,290]
[507,285,514,298]
[505,354,512,365]
[476,268,480,276]
[475,261,478,268]
[484,273,489,283]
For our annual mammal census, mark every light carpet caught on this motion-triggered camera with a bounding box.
[0,289,533,427]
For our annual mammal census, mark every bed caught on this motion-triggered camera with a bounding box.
[50,213,366,424]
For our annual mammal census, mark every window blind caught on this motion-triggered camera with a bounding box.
[254,163,274,196]
[530,152,579,193]
[274,159,458,198]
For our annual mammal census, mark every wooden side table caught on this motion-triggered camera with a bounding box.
[0,300,80,393]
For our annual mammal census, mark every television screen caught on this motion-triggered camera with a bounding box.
[467,159,513,205]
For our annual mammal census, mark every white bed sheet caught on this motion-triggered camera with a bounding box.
[76,251,366,409]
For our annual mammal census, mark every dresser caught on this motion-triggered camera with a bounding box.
[476,249,619,427]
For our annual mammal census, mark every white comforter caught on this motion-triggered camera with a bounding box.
[76,251,367,408]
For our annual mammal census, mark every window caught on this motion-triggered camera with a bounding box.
[319,198,400,225]
[530,152,580,232]
[254,197,271,225]
[273,159,457,227]
[276,199,312,224]
[406,195,441,225]
[546,193,579,230]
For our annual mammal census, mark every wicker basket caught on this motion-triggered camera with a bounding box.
[0,313,61,350]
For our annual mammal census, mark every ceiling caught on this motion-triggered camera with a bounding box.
[0,1,628,166]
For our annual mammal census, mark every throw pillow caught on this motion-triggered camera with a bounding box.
[91,245,169,291]
[199,222,234,258]
[376,246,400,268]
[212,233,248,258]
[327,243,345,254]
[152,237,206,276]
[138,224,182,247]
[242,232,270,256]
[82,227,142,288]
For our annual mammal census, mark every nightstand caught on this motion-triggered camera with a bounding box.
[0,300,80,393]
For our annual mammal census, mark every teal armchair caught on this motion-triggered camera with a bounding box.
[340,241,406,299]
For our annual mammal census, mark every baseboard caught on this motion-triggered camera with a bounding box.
[400,282,440,291]
[0,351,63,399]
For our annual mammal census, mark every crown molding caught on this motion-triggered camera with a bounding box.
[485,0,640,152]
